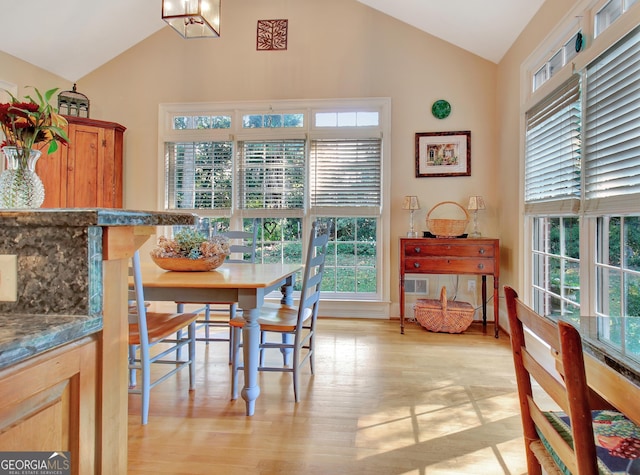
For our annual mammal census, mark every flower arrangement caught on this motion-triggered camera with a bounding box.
[151,228,230,260]
[0,87,69,166]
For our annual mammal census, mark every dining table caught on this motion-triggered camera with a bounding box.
[137,261,303,416]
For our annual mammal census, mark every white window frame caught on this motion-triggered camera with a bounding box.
[158,98,392,315]
[521,0,640,357]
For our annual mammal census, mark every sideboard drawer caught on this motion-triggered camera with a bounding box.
[399,237,500,336]
[402,240,495,258]
[404,257,495,274]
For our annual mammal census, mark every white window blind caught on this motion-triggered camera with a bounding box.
[165,141,233,210]
[524,75,581,214]
[310,138,382,215]
[584,26,640,214]
[238,140,305,211]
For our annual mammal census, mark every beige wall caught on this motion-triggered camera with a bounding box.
[79,0,499,316]
[0,0,579,322]
[495,0,577,324]
[0,51,67,99]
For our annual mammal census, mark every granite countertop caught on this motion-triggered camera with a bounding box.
[0,208,196,370]
[0,313,102,370]
[0,208,197,227]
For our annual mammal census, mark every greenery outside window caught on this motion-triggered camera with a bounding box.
[317,217,377,294]
[531,217,580,321]
[596,216,640,359]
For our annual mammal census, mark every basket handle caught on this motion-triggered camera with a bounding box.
[440,286,447,312]
[427,201,470,221]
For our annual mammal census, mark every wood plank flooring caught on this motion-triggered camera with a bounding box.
[127,318,527,474]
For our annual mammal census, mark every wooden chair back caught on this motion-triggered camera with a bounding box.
[504,286,599,475]
[295,220,329,331]
[230,220,329,403]
[220,218,258,263]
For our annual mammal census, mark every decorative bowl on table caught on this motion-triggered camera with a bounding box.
[150,254,226,272]
[150,229,230,272]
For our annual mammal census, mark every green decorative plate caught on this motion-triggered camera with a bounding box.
[431,99,451,119]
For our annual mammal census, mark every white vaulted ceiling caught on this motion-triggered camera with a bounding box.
[357,0,545,63]
[0,0,544,82]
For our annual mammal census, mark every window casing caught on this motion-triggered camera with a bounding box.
[523,3,640,362]
[159,98,390,303]
[533,32,584,91]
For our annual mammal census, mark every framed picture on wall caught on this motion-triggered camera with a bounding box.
[415,130,471,177]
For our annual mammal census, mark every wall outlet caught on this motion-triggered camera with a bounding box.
[467,279,476,292]
[0,255,18,302]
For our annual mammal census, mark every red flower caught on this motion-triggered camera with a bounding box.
[0,87,68,164]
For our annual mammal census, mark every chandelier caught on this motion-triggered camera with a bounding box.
[161,0,221,39]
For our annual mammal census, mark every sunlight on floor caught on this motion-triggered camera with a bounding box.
[128,318,530,474]
[354,383,527,473]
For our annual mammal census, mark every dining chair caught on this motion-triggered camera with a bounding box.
[129,250,198,425]
[176,219,258,360]
[504,286,640,475]
[230,221,329,403]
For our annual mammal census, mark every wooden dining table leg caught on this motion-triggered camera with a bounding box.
[241,307,261,416]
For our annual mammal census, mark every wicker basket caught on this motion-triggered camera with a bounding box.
[414,286,475,333]
[150,254,226,272]
[426,201,469,237]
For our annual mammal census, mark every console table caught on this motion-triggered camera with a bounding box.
[399,237,500,337]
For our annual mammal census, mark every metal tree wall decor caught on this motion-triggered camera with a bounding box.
[257,19,288,51]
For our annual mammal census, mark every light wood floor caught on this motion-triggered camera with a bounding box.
[127,318,527,474]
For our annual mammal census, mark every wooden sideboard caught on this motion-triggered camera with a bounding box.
[399,237,500,337]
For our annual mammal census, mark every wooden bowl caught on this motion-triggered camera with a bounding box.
[150,254,226,272]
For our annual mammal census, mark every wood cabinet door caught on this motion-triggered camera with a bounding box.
[67,123,105,207]
[0,337,97,475]
[38,143,67,208]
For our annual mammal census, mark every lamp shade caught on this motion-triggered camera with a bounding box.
[402,196,420,210]
[162,0,221,39]
[467,196,486,211]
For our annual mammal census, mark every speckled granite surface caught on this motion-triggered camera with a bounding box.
[0,209,196,369]
[0,208,197,227]
[0,313,102,370]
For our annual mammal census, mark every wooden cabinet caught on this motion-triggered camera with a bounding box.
[0,336,98,474]
[37,116,126,208]
[399,237,500,337]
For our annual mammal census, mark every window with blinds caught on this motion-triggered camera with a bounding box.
[159,97,390,303]
[310,139,381,213]
[165,141,233,210]
[524,74,581,214]
[523,0,640,337]
[584,25,640,214]
[238,140,305,211]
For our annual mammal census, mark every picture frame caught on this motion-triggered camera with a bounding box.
[257,19,289,51]
[415,131,471,177]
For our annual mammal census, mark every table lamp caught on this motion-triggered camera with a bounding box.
[402,196,420,237]
[467,195,485,238]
